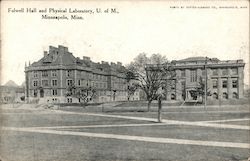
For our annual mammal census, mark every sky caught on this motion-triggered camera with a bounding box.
[1,1,249,86]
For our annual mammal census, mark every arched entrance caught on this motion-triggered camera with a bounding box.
[39,88,44,98]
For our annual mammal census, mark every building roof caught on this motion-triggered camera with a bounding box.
[31,51,80,67]
[177,57,220,62]
[4,80,19,87]
[26,45,128,75]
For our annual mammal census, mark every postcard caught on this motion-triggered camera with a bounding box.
[1,1,249,161]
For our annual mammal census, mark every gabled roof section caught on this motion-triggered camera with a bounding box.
[53,51,76,66]
[30,45,77,67]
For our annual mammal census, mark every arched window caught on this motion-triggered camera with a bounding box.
[212,92,218,99]
[232,92,238,99]
[171,94,176,100]
[222,92,228,99]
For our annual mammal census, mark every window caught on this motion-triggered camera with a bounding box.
[190,70,197,82]
[78,80,81,86]
[41,71,48,77]
[171,84,175,90]
[222,80,227,88]
[52,98,58,103]
[212,69,218,76]
[51,70,57,77]
[40,89,44,98]
[88,73,92,79]
[42,80,49,87]
[67,80,73,86]
[232,92,238,99]
[223,92,228,99]
[33,80,38,87]
[34,90,38,97]
[67,98,72,103]
[232,80,238,88]
[171,94,176,100]
[212,93,218,99]
[52,80,57,86]
[212,79,218,89]
[181,81,185,89]
[67,70,72,77]
[201,70,206,76]
[222,69,228,75]
[52,89,57,96]
[34,71,38,78]
[181,70,185,77]
[232,68,238,75]
[81,71,86,77]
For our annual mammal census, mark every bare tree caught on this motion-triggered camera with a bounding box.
[126,71,138,101]
[65,81,96,104]
[189,76,211,103]
[127,85,137,101]
[127,53,174,111]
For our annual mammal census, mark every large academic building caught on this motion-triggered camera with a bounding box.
[25,45,140,103]
[164,57,245,101]
[25,45,245,104]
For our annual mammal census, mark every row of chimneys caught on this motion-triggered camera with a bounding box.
[43,45,123,66]
[44,45,69,57]
[99,61,122,66]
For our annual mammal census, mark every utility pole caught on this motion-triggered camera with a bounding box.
[204,57,208,109]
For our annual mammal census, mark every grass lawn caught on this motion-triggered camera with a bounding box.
[1,104,250,161]
[1,131,249,161]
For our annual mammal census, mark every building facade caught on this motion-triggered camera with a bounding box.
[25,45,140,104]
[0,86,25,103]
[164,57,245,101]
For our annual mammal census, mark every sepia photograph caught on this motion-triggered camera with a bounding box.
[0,0,249,161]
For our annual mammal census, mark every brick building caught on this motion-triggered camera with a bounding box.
[163,57,245,101]
[25,45,140,104]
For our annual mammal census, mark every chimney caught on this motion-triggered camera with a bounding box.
[49,46,58,54]
[83,56,91,61]
[44,51,48,57]
[101,61,108,64]
[117,62,122,66]
[58,45,68,53]
[237,59,243,63]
